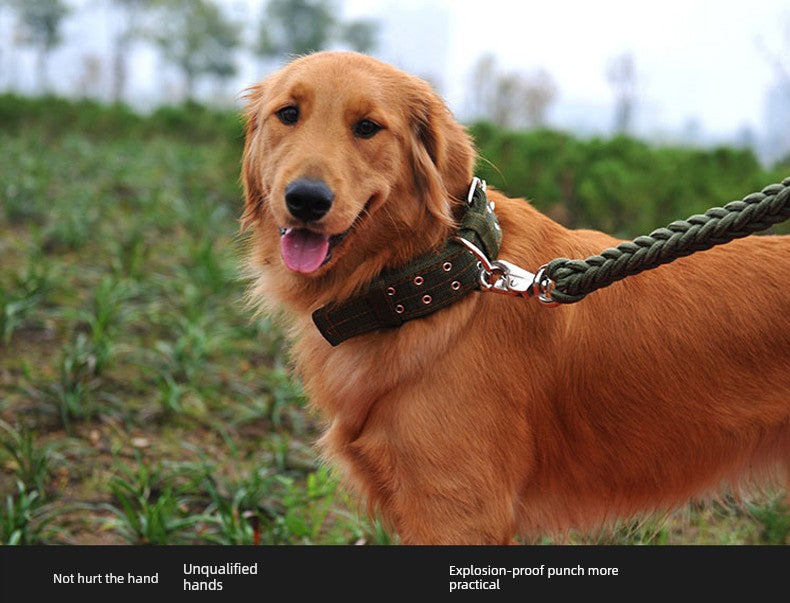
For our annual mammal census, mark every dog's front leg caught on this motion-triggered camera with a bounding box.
[344,415,522,545]
[390,483,519,545]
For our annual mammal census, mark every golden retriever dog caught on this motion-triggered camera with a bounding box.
[240,51,790,544]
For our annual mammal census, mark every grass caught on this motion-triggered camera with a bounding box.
[0,122,381,545]
[0,102,786,545]
[1,480,58,544]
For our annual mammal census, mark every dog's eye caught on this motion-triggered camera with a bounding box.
[276,106,299,125]
[353,119,382,139]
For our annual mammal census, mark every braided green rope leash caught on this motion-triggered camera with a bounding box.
[543,177,790,304]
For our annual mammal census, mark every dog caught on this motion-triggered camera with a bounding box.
[240,51,790,544]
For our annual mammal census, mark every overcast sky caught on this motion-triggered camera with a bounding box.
[340,0,790,139]
[2,0,788,146]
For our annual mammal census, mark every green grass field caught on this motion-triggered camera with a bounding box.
[0,102,787,545]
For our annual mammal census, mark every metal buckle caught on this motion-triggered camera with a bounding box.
[466,177,487,206]
[533,264,559,307]
[454,236,558,305]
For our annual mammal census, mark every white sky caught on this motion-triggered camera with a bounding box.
[343,0,790,138]
[2,0,788,144]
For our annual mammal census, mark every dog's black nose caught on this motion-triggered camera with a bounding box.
[284,179,334,223]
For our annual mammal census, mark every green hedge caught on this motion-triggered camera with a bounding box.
[0,94,244,143]
[1,94,785,237]
[470,122,788,237]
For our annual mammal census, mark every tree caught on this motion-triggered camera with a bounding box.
[109,0,156,103]
[606,52,637,134]
[8,0,70,92]
[490,73,524,129]
[340,20,377,54]
[151,0,240,102]
[76,53,103,98]
[256,0,333,58]
[521,69,557,128]
[466,54,557,129]
[253,0,378,64]
[466,53,497,120]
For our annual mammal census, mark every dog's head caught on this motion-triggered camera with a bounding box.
[241,52,475,311]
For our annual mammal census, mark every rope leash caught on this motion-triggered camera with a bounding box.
[544,177,790,303]
[465,177,790,305]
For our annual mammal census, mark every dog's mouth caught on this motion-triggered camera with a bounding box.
[278,195,375,274]
[279,227,350,274]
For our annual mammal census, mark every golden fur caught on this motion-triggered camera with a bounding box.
[241,51,790,544]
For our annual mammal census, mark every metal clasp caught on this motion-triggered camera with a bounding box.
[466,177,487,206]
[532,264,559,306]
[454,236,558,306]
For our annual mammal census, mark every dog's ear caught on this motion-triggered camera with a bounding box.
[408,80,476,224]
[240,82,267,231]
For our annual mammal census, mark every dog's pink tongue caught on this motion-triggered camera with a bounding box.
[280,228,330,273]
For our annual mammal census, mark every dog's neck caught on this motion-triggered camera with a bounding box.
[312,179,502,346]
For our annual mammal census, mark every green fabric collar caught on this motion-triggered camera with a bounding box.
[312,179,502,346]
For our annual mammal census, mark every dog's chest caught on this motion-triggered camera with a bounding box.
[296,323,435,418]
